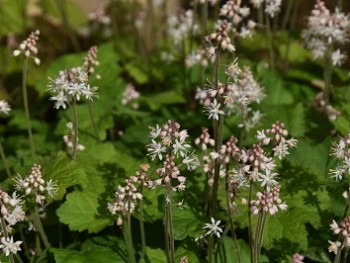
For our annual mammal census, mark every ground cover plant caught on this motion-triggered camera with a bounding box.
[1,0,350,262]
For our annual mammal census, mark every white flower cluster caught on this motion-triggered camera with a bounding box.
[0,190,25,228]
[196,61,265,130]
[13,30,41,65]
[14,164,58,205]
[230,121,297,193]
[0,189,24,258]
[0,100,11,115]
[47,67,98,109]
[122,83,140,109]
[220,0,256,38]
[185,47,215,68]
[329,133,350,181]
[196,0,218,5]
[147,120,199,191]
[250,0,282,18]
[107,176,142,226]
[167,10,198,46]
[302,0,350,66]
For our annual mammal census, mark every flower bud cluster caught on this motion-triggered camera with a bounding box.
[13,30,41,65]
[219,0,256,38]
[313,92,340,121]
[167,10,198,46]
[292,253,304,263]
[250,186,287,215]
[256,121,298,160]
[87,8,111,25]
[195,128,215,151]
[147,120,199,191]
[0,100,11,115]
[122,83,140,109]
[302,0,350,65]
[330,217,350,249]
[185,47,215,68]
[329,133,350,181]
[83,46,100,79]
[206,20,235,53]
[47,67,98,109]
[14,164,58,205]
[108,176,142,226]
[63,122,85,153]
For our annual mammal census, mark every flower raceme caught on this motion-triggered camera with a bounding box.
[302,0,350,66]
[14,164,58,205]
[47,67,98,109]
[147,120,199,191]
[13,30,41,66]
[329,133,350,181]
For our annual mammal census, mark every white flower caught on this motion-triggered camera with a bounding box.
[273,142,289,160]
[0,100,11,115]
[203,217,223,238]
[182,155,200,171]
[258,170,278,191]
[0,236,22,256]
[330,219,340,234]
[328,240,341,254]
[46,179,58,197]
[149,125,161,139]
[147,140,166,161]
[172,139,191,158]
[331,49,347,66]
[330,166,344,181]
[205,99,225,120]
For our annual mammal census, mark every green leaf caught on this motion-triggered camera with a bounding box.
[143,91,186,111]
[146,248,167,263]
[287,138,331,178]
[0,0,27,36]
[51,245,124,263]
[172,206,202,240]
[56,190,111,233]
[261,208,308,250]
[44,151,88,200]
[217,238,251,263]
[278,41,310,64]
[125,63,149,84]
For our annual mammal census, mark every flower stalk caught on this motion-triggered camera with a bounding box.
[22,57,36,161]
[33,205,51,250]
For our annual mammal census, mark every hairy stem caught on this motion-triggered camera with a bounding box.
[165,182,175,263]
[201,0,208,36]
[72,100,79,158]
[0,140,11,178]
[256,213,268,262]
[87,101,100,141]
[123,212,136,263]
[139,187,146,263]
[33,205,51,250]
[55,0,80,52]
[323,46,333,105]
[248,181,254,263]
[22,57,36,161]
[225,169,241,263]
[265,15,275,69]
